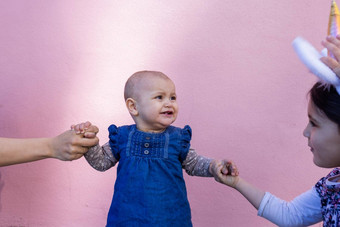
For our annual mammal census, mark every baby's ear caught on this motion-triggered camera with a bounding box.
[126,98,138,116]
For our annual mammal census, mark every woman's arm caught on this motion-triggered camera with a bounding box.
[0,127,99,167]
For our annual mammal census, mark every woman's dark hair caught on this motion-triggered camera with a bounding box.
[310,82,340,128]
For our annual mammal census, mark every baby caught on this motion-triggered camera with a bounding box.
[73,70,238,226]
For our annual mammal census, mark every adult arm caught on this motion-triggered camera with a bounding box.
[0,127,99,167]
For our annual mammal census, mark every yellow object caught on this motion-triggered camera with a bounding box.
[328,0,340,37]
[328,0,340,58]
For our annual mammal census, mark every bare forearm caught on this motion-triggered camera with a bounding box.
[0,137,53,166]
[0,129,99,167]
[213,167,267,211]
[234,177,266,210]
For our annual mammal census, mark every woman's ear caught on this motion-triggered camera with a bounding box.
[126,98,138,116]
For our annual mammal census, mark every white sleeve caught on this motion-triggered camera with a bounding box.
[257,187,322,226]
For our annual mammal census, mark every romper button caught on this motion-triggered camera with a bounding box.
[144,143,150,148]
[144,150,149,155]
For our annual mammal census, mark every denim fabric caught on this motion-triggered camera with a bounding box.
[106,124,192,227]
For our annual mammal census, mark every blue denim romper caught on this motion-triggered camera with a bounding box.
[106,124,193,227]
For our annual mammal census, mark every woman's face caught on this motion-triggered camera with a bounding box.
[303,100,340,168]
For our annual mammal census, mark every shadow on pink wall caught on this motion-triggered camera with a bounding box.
[0,1,93,223]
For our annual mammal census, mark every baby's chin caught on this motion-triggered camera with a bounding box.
[157,120,177,130]
[164,119,177,127]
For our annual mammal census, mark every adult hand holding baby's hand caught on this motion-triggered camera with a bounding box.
[50,124,99,161]
[71,121,99,138]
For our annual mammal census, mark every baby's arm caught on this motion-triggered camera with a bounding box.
[182,148,238,177]
[182,148,213,177]
[84,142,118,171]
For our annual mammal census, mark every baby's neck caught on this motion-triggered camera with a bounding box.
[136,125,167,133]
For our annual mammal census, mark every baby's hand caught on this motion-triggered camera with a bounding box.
[210,159,239,188]
[71,121,99,138]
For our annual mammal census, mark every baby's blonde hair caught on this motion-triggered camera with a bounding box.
[124,70,170,100]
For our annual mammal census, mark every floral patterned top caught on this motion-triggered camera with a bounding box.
[315,168,340,226]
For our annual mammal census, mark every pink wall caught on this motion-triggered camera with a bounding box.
[0,1,331,226]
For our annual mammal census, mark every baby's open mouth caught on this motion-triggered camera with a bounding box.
[161,111,173,115]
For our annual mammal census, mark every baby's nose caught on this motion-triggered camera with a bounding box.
[164,99,172,106]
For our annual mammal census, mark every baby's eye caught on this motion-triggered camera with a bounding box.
[170,96,177,101]
[155,95,162,99]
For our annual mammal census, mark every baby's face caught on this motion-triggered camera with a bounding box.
[134,77,178,132]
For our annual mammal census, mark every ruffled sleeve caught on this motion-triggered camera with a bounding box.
[108,124,120,161]
[179,125,192,162]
